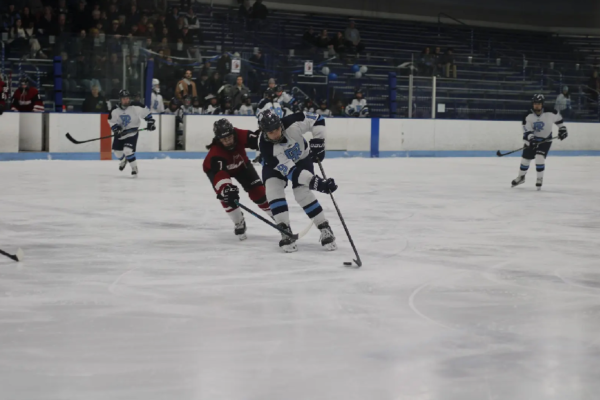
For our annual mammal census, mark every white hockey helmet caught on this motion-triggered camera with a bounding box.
[152,78,160,93]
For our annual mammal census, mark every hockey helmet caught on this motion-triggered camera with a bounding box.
[213,118,237,150]
[532,93,544,113]
[119,89,131,108]
[152,78,160,93]
[223,96,232,107]
[19,77,29,88]
[263,88,276,101]
[258,110,283,142]
[355,88,364,98]
[274,85,283,94]
[205,93,218,105]
[192,96,201,107]
[183,95,192,106]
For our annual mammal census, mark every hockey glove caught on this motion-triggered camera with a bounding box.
[558,126,568,140]
[523,132,534,148]
[309,138,326,162]
[222,185,240,207]
[146,118,156,131]
[310,175,337,193]
[112,125,124,138]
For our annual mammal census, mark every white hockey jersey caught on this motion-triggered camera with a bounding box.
[150,92,164,113]
[236,104,254,116]
[275,91,295,116]
[523,109,564,139]
[346,98,369,117]
[259,112,326,183]
[108,104,151,139]
[203,104,222,115]
[316,108,332,117]
[256,99,284,118]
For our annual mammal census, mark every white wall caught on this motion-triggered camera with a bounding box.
[0,113,20,152]
[185,115,260,152]
[160,115,176,151]
[48,114,101,152]
[20,113,44,151]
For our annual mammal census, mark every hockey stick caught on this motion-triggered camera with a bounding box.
[0,248,24,262]
[316,159,362,268]
[496,136,557,157]
[234,201,299,240]
[65,128,148,145]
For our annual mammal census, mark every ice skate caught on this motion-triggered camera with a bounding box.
[278,223,298,253]
[234,218,247,241]
[118,158,127,171]
[536,177,543,190]
[317,221,337,251]
[131,165,138,178]
[511,175,525,187]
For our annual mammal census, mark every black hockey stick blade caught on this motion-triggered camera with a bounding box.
[65,132,83,144]
[0,248,24,262]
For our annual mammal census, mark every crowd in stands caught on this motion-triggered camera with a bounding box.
[418,46,456,77]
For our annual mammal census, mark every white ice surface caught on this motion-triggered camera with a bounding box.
[1,157,600,400]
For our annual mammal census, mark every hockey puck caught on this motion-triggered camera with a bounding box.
[343,262,352,266]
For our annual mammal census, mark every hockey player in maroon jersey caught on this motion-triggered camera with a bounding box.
[11,78,44,112]
[203,118,272,240]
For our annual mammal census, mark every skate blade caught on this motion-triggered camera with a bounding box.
[237,233,248,241]
[281,244,298,253]
[323,242,337,251]
[536,186,542,191]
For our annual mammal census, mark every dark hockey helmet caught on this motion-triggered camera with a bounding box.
[213,118,236,150]
[355,88,363,98]
[191,96,201,107]
[119,89,132,108]
[258,110,283,142]
[532,93,544,114]
[223,96,232,107]
[19,77,29,88]
[169,97,180,111]
[264,88,275,100]
[241,93,250,103]
[275,85,283,94]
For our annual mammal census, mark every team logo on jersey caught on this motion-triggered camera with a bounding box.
[227,154,244,170]
[533,121,545,132]
[120,114,132,128]
[284,143,302,161]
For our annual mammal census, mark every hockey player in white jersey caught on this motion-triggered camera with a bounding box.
[512,93,568,190]
[150,79,165,113]
[316,100,332,117]
[345,88,369,117]
[203,94,222,115]
[256,88,284,118]
[258,109,338,253]
[274,85,297,116]
[109,89,156,177]
[235,93,254,116]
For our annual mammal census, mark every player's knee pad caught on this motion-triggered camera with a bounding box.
[520,158,531,171]
[113,150,124,159]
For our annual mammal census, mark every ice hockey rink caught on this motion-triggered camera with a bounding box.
[1,157,600,400]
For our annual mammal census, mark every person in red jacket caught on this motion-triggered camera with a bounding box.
[203,118,271,240]
[11,78,44,112]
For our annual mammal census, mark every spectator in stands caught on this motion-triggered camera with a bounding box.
[72,1,90,33]
[440,48,456,78]
[554,86,571,118]
[331,99,345,117]
[251,0,268,19]
[82,84,110,112]
[157,26,170,42]
[61,51,77,96]
[171,38,187,58]
[3,4,20,28]
[249,49,265,93]
[217,51,232,79]
[154,14,167,35]
[302,27,317,49]
[344,20,365,54]
[196,72,211,103]
[108,19,125,37]
[267,77,276,90]
[175,69,197,100]
[107,4,119,26]
[129,5,141,26]
[39,6,58,36]
[331,31,347,57]
[107,52,123,97]
[231,75,250,108]
[238,0,252,22]
[179,26,194,47]
[8,18,30,57]
[166,8,180,32]
[433,46,443,76]
[186,7,200,30]
[20,7,34,31]
[137,14,149,34]
[200,60,214,77]
[419,47,434,76]
[208,71,223,95]
[316,29,330,49]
